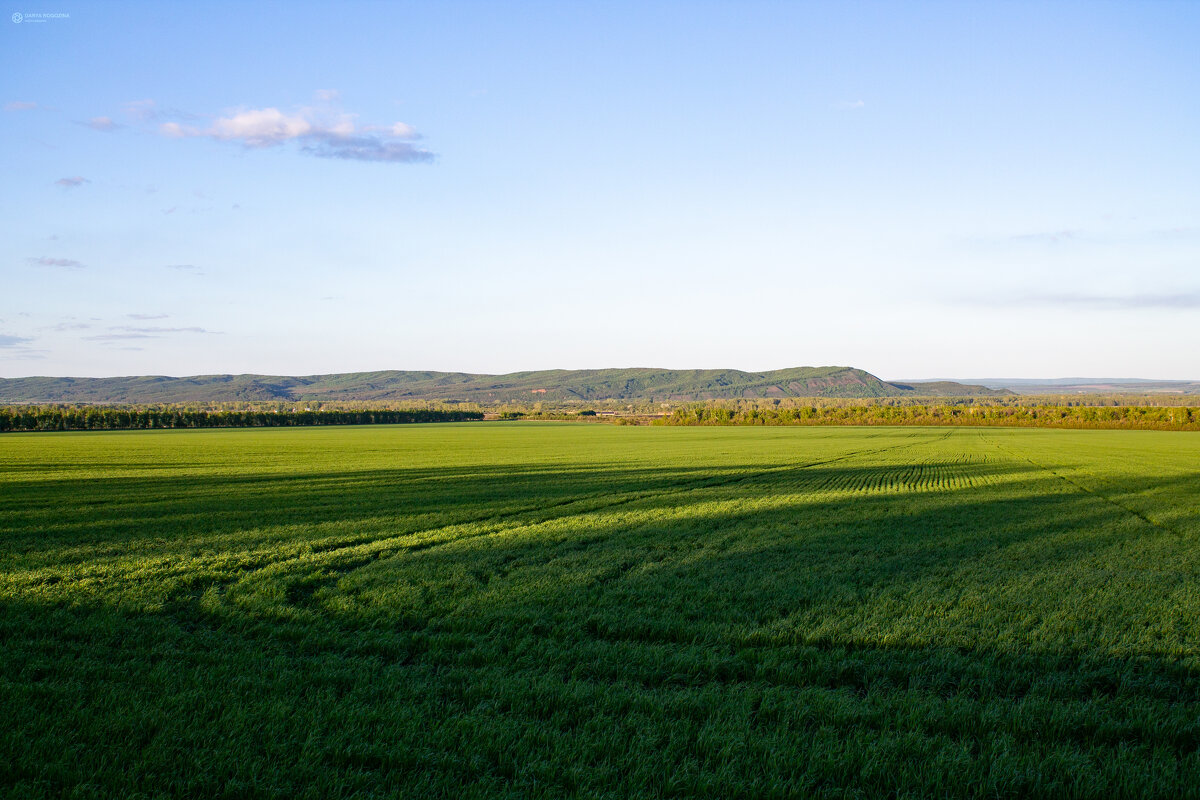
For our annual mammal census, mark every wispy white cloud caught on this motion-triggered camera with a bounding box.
[127,313,169,320]
[84,325,216,342]
[181,108,296,145]
[84,116,121,131]
[121,99,199,123]
[4,101,39,111]
[1149,226,1197,239]
[0,334,34,347]
[165,264,204,275]
[27,256,84,268]
[55,176,90,188]
[157,95,434,163]
[835,100,865,110]
[113,325,210,334]
[123,99,158,121]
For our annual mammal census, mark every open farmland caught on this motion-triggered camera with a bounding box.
[3,423,1200,798]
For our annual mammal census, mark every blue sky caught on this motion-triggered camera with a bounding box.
[2,0,1197,379]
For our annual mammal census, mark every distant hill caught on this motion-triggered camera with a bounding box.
[913,378,1200,395]
[0,367,1003,404]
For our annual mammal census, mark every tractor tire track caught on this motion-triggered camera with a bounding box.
[201,430,957,604]
[983,435,1183,537]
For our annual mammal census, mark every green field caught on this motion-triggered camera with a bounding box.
[3,423,1200,798]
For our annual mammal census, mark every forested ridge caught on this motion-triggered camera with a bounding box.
[0,367,1001,404]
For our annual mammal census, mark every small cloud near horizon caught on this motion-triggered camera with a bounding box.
[964,291,1200,310]
[968,226,1196,249]
[55,176,90,188]
[84,333,156,341]
[0,333,46,360]
[108,325,217,335]
[27,256,84,268]
[127,313,169,320]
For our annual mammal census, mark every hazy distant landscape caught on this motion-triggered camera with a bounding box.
[918,377,1200,395]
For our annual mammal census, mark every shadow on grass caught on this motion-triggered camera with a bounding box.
[4,455,1200,797]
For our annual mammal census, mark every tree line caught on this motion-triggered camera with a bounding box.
[658,404,1200,431]
[5,401,1197,432]
[0,406,483,432]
